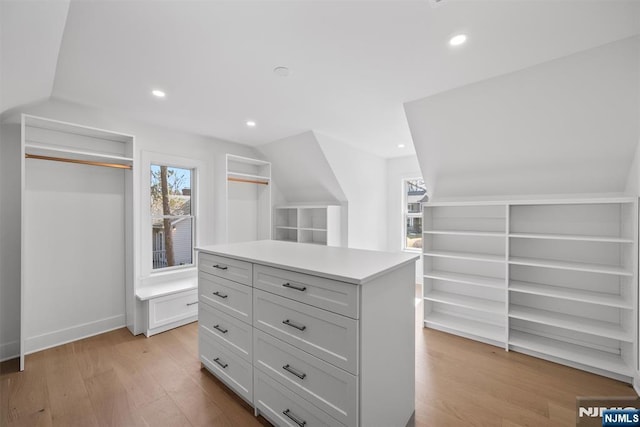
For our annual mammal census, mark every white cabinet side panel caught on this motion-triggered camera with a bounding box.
[360,263,415,427]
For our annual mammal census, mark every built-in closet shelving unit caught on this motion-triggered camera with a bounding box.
[20,115,136,371]
[225,154,271,243]
[273,205,341,246]
[423,198,638,382]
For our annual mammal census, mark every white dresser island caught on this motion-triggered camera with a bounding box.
[196,240,418,427]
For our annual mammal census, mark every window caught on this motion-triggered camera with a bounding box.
[150,165,194,270]
[403,177,426,252]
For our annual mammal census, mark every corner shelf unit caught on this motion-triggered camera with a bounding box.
[225,154,271,243]
[273,205,341,246]
[423,198,638,383]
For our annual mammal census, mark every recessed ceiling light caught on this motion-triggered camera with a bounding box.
[152,89,166,98]
[246,120,256,127]
[398,144,406,148]
[273,66,291,77]
[449,34,467,47]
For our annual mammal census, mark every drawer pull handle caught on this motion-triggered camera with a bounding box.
[283,409,306,427]
[213,291,228,299]
[213,357,228,369]
[282,364,307,380]
[213,264,228,270]
[186,301,198,306]
[213,324,228,334]
[282,282,307,292]
[282,319,306,331]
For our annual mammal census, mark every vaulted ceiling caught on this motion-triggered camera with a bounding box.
[2,0,639,158]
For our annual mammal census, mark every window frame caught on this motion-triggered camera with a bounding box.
[402,177,425,253]
[141,151,203,277]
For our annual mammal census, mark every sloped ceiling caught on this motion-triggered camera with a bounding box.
[405,37,640,199]
[256,131,346,204]
[2,1,638,158]
[0,1,69,115]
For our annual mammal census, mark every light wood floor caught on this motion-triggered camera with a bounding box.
[1,302,636,427]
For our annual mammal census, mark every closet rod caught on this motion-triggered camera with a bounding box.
[228,177,269,185]
[25,153,132,170]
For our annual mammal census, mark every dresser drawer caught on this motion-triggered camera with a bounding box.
[254,329,357,426]
[200,332,252,403]
[254,265,359,319]
[199,302,252,362]
[255,370,345,427]
[199,272,252,323]
[254,289,358,374]
[199,252,252,286]
[148,289,199,330]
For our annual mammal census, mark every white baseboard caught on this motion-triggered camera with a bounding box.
[24,314,126,355]
[0,340,19,362]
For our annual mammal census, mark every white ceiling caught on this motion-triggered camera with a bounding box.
[4,1,640,158]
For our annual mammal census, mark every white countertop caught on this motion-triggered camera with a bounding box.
[196,240,419,285]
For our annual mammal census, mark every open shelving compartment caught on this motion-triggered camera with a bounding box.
[225,154,271,243]
[272,205,341,246]
[423,198,638,383]
[423,203,508,347]
[20,115,136,371]
[506,200,637,381]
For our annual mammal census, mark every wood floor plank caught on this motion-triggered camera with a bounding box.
[110,350,167,410]
[84,369,137,427]
[43,344,99,427]
[4,352,52,427]
[131,396,191,427]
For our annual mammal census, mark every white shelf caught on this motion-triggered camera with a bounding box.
[226,153,271,166]
[299,227,327,232]
[509,232,633,244]
[424,271,504,289]
[423,230,505,237]
[424,312,504,343]
[509,331,630,376]
[509,256,632,276]
[509,305,632,342]
[274,226,297,230]
[424,291,503,313]
[227,171,270,181]
[509,280,632,309]
[424,250,504,263]
[25,142,133,164]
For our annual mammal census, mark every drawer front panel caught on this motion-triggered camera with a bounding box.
[255,370,345,427]
[199,272,252,323]
[254,329,357,426]
[253,289,358,374]
[199,332,252,403]
[199,302,252,361]
[149,289,199,329]
[254,265,359,319]
[199,252,252,286]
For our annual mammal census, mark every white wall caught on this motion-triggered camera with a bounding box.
[387,155,423,285]
[316,133,388,251]
[257,131,346,204]
[405,36,640,200]
[0,97,261,360]
[624,39,640,197]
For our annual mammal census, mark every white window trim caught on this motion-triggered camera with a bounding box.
[141,151,205,278]
[402,176,424,253]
